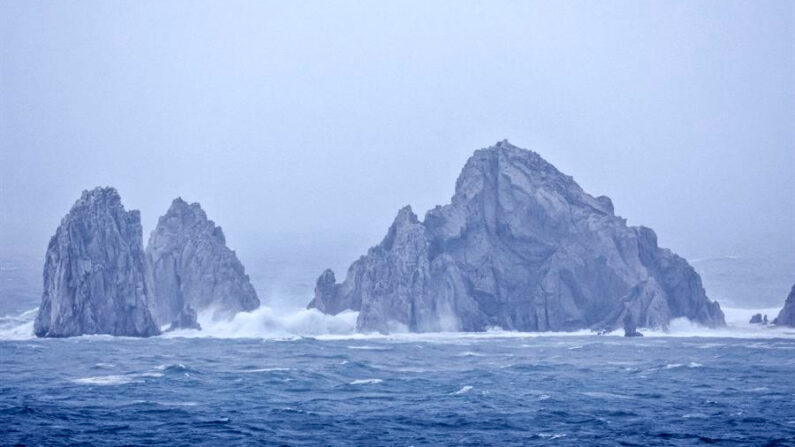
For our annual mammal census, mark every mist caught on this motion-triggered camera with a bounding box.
[1,1,793,298]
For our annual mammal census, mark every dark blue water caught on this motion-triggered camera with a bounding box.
[2,335,794,446]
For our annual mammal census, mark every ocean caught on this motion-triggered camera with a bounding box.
[1,255,794,446]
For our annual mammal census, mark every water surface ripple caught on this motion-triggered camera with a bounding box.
[1,336,794,446]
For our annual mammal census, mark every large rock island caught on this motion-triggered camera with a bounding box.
[34,187,160,337]
[146,198,259,329]
[308,141,725,333]
[772,284,795,327]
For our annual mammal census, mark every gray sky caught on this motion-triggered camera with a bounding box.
[1,1,793,271]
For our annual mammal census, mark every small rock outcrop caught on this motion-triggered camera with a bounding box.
[146,198,259,327]
[308,141,725,333]
[34,187,160,338]
[773,284,795,327]
[166,305,201,332]
[623,313,643,337]
[749,313,763,324]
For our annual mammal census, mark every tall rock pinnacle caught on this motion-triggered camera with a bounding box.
[146,198,259,328]
[34,187,160,337]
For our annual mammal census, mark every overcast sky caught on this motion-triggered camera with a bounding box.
[1,1,793,270]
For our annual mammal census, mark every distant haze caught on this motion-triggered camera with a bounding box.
[1,1,793,290]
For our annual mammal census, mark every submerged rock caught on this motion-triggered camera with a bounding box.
[146,198,259,327]
[34,187,160,338]
[773,284,795,327]
[308,140,725,333]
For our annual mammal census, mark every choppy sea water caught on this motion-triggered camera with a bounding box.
[2,253,795,446]
[2,322,795,446]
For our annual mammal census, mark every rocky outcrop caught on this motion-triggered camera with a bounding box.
[146,198,259,327]
[773,284,795,327]
[623,313,643,337]
[308,140,725,333]
[34,187,160,337]
[749,313,763,324]
[165,305,201,332]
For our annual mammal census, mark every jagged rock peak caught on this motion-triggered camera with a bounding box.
[157,197,226,245]
[308,141,725,334]
[34,187,160,338]
[773,284,795,327]
[146,198,259,326]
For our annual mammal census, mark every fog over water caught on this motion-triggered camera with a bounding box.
[1,1,793,309]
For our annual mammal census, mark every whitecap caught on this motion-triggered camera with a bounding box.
[538,433,567,440]
[162,306,358,340]
[350,378,382,385]
[0,307,37,340]
[72,375,138,386]
[682,413,708,419]
[346,345,388,351]
[237,367,290,373]
[453,385,473,395]
[156,363,187,371]
[581,391,632,400]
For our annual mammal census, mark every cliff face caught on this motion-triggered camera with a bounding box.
[34,187,160,338]
[308,141,725,333]
[146,198,259,327]
[773,284,795,327]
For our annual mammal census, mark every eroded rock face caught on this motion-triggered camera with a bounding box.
[34,187,160,338]
[308,141,725,333]
[773,284,795,327]
[146,198,259,327]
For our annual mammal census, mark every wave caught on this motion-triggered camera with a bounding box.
[72,375,139,386]
[71,371,164,386]
[2,305,794,342]
[453,385,473,394]
[163,306,359,339]
[349,378,382,385]
[0,307,37,340]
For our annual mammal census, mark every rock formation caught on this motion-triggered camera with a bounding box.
[749,313,763,324]
[772,284,795,327]
[146,198,259,328]
[623,313,643,337]
[34,187,160,337]
[308,140,725,333]
[165,305,201,332]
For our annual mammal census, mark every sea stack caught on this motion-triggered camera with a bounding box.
[308,141,725,333]
[146,198,259,328]
[772,284,795,327]
[34,187,160,337]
